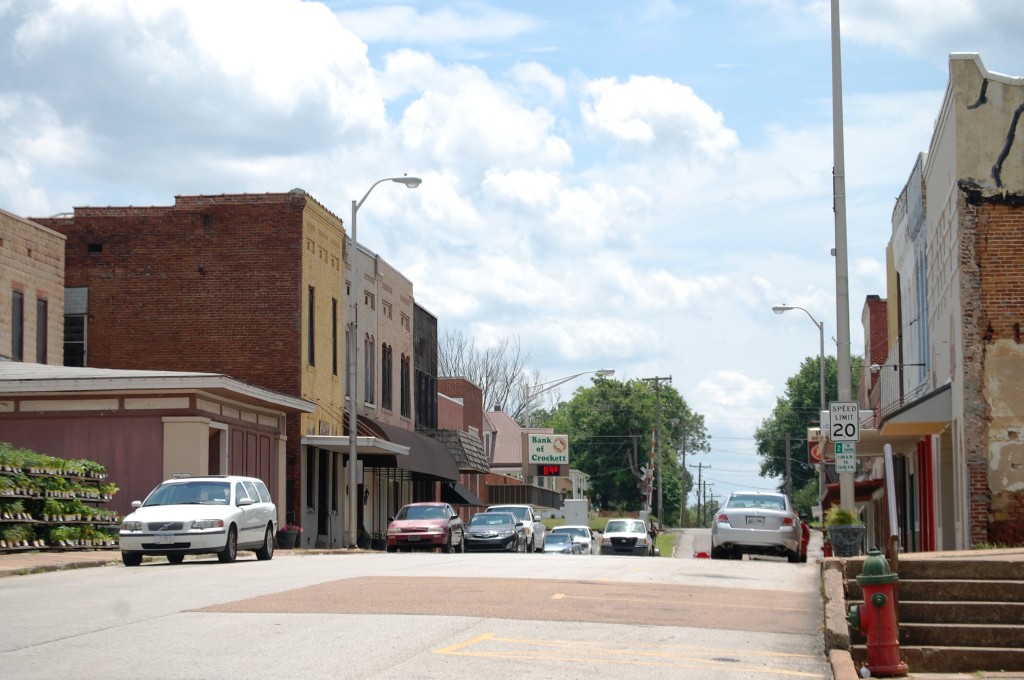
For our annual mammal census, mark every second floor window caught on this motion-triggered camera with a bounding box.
[381,344,393,411]
[307,287,315,366]
[11,290,24,361]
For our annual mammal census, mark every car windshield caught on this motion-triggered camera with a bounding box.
[545,534,571,545]
[728,494,786,511]
[605,520,646,533]
[470,513,514,527]
[490,507,528,520]
[553,527,588,539]
[396,505,446,520]
[144,481,230,507]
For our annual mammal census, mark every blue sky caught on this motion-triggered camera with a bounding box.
[2,0,1022,499]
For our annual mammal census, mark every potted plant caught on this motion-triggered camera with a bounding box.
[276,523,301,549]
[824,505,865,557]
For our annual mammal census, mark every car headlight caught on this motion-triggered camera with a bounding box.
[425,527,444,534]
[636,536,649,546]
[386,526,400,536]
[190,519,225,530]
[121,521,142,532]
[498,530,514,537]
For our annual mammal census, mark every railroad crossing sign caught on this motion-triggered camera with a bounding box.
[834,442,857,473]
[829,401,861,442]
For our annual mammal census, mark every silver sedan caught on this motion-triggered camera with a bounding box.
[711,491,803,562]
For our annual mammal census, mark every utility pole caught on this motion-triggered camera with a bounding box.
[785,433,793,503]
[691,462,709,527]
[642,376,671,530]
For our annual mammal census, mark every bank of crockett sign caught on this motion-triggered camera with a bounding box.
[522,433,570,466]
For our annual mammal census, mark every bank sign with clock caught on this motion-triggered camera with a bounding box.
[522,433,569,476]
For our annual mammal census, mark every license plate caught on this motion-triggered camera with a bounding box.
[406,535,420,542]
[155,532,175,544]
[746,516,765,527]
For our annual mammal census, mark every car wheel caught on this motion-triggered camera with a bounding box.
[386,545,396,553]
[217,526,238,563]
[457,530,465,553]
[446,532,455,553]
[788,549,801,564]
[167,554,185,565]
[710,546,727,560]
[121,551,142,567]
[800,550,808,563]
[255,524,275,561]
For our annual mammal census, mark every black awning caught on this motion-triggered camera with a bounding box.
[441,481,485,507]
[375,422,460,481]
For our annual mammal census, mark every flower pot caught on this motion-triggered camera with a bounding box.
[276,530,298,550]
[827,524,865,557]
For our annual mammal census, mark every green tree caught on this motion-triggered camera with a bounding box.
[539,378,709,525]
[754,354,862,495]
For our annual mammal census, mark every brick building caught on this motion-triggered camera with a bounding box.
[1,209,65,365]
[34,191,458,549]
[863,54,1024,550]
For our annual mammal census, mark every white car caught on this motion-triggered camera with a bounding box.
[485,504,546,552]
[599,518,655,556]
[550,525,599,554]
[119,475,277,566]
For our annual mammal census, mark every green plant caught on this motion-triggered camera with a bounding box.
[824,505,859,526]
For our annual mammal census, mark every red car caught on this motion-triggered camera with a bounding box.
[385,502,465,553]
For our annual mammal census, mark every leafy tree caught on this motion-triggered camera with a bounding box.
[540,378,709,526]
[754,354,862,496]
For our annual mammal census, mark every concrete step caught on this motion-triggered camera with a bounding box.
[898,600,1024,625]
[897,622,1024,648]
[852,645,1024,674]
[898,579,1024,603]
[846,556,1024,581]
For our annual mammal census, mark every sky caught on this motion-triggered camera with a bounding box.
[2,0,1022,502]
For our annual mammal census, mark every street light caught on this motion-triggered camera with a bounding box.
[523,369,615,429]
[773,304,825,507]
[346,175,421,548]
[522,369,614,486]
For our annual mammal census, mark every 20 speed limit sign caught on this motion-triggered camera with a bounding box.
[829,401,860,442]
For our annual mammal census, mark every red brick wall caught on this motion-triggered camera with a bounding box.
[437,392,463,430]
[36,194,306,396]
[971,196,1024,545]
[438,377,483,434]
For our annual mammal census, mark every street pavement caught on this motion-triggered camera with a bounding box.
[2,535,1023,679]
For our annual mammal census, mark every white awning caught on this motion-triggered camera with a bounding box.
[300,435,409,456]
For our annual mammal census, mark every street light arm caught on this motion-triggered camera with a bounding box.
[528,369,614,399]
[354,176,422,213]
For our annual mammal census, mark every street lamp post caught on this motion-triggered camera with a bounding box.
[522,369,614,485]
[642,375,671,530]
[773,304,825,507]
[346,175,421,548]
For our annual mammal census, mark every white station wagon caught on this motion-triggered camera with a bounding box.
[119,475,277,567]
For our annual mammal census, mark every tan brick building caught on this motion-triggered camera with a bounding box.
[1,209,65,365]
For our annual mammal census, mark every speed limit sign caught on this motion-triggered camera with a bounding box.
[829,401,860,442]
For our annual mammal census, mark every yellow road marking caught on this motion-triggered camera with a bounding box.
[434,633,824,677]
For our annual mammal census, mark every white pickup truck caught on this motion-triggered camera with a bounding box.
[485,504,546,553]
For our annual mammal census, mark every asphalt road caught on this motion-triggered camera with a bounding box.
[0,530,830,680]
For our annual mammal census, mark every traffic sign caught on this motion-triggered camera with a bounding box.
[829,401,861,442]
[835,442,857,473]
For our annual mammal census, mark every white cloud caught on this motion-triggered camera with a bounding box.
[581,76,739,159]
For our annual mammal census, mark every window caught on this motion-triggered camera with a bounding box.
[400,313,410,332]
[331,298,338,376]
[364,291,375,310]
[364,335,375,405]
[307,287,315,366]
[400,354,411,417]
[382,301,393,320]
[11,290,24,361]
[381,344,393,410]
[35,297,48,363]
[63,315,86,367]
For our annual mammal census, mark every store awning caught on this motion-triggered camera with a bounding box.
[300,435,408,457]
[441,481,486,507]
[880,383,951,437]
[375,422,460,481]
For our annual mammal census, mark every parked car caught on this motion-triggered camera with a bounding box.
[542,532,586,555]
[599,518,655,556]
[550,525,599,554]
[463,511,525,552]
[386,502,465,553]
[119,475,277,567]
[484,504,546,552]
[710,491,803,562]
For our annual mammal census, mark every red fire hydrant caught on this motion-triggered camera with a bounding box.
[847,547,908,677]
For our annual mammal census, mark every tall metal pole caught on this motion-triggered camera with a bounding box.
[830,0,855,513]
[346,176,421,548]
